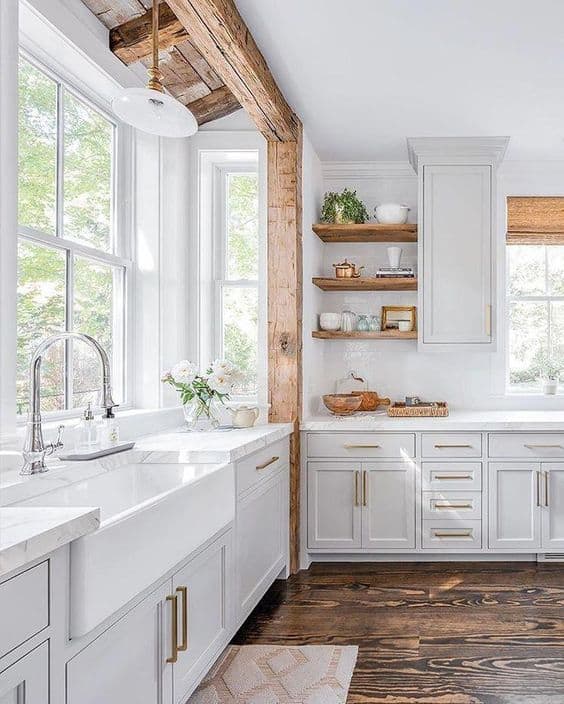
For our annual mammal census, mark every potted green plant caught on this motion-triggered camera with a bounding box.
[321,188,369,224]
[541,359,560,395]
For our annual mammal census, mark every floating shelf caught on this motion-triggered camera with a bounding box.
[312,330,417,340]
[312,223,417,243]
[312,277,417,291]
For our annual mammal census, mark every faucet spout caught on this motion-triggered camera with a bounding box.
[21,332,118,475]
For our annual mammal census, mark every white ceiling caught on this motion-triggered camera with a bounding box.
[235,0,564,161]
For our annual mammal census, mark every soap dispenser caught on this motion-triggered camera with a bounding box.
[75,402,97,451]
[98,407,119,448]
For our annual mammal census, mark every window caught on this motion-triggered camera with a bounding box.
[506,197,564,393]
[17,54,128,415]
[215,168,260,397]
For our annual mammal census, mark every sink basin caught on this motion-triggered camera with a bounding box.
[21,462,234,637]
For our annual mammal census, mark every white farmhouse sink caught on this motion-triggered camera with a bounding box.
[21,462,234,637]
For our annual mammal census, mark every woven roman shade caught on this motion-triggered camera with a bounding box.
[507,196,564,244]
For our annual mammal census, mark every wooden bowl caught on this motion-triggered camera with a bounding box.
[351,391,391,411]
[322,394,363,415]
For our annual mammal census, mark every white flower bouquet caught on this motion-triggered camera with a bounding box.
[161,360,240,431]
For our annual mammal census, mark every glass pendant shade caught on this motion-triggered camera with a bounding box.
[112,87,198,138]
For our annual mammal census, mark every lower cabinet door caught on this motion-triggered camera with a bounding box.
[172,531,232,704]
[308,463,362,550]
[0,641,48,704]
[66,583,173,704]
[361,462,416,549]
[237,469,288,620]
[541,464,564,550]
[488,463,541,550]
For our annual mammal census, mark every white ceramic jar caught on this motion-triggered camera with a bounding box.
[374,203,410,225]
[319,312,341,331]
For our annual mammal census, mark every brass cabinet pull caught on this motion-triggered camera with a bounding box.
[536,470,542,507]
[433,474,472,480]
[433,444,472,449]
[166,594,178,664]
[362,470,368,507]
[344,444,381,449]
[486,304,492,336]
[176,586,188,652]
[525,444,564,449]
[256,456,279,470]
[354,471,360,507]
[434,502,472,509]
[434,530,472,538]
[544,471,550,507]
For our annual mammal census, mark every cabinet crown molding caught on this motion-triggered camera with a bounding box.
[322,161,416,180]
[407,137,510,173]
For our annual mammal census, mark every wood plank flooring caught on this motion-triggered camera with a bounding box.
[232,562,564,703]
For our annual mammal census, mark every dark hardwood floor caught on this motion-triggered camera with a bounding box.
[232,562,564,703]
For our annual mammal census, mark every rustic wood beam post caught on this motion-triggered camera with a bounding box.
[267,127,303,574]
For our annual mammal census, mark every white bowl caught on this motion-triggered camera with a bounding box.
[375,203,410,225]
[319,313,341,331]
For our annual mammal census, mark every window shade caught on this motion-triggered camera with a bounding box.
[507,196,564,244]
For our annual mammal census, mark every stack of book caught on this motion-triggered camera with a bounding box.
[375,266,415,278]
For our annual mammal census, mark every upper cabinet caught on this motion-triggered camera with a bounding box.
[408,137,510,346]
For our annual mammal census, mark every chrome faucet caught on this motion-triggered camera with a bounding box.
[20,332,118,475]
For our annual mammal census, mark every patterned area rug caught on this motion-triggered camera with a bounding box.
[188,645,358,704]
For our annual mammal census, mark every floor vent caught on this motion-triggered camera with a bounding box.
[538,553,564,562]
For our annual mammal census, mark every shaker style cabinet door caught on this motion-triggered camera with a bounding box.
[361,462,416,549]
[422,164,492,344]
[541,464,564,550]
[308,463,362,550]
[0,642,48,704]
[488,463,541,550]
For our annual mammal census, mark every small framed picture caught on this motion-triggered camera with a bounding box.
[381,306,417,332]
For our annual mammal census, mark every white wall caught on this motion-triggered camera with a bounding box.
[302,160,564,415]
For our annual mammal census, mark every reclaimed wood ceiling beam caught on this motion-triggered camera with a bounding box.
[165,0,299,142]
[187,85,240,124]
[110,3,187,64]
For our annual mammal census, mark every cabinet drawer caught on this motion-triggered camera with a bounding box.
[237,439,288,495]
[422,433,482,458]
[422,491,482,520]
[0,561,49,659]
[489,433,564,459]
[422,463,482,491]
[307,433,415,459]
[422,520,482,549]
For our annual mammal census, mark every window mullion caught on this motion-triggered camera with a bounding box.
[65,248,74,410]
[56,82,64,238]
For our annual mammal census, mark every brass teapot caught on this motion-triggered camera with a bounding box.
[333,259,364,279]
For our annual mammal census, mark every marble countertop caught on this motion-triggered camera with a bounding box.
[0,423,292,576]
[301,410,564,431]
[0,506,100,577]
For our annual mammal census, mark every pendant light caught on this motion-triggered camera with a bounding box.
[112,1,198,138]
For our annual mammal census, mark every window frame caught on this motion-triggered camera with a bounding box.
[16,50,133,420]
[505,244,564,395]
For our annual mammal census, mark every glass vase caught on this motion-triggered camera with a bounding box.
[182,397,220,432]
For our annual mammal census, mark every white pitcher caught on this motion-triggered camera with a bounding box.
[227,405,259,428]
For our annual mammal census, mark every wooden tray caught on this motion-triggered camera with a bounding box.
[387,402,449,417]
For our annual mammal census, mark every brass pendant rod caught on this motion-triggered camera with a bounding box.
[147,0,164,93]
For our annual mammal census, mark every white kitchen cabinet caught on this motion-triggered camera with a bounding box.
[541,464,564,550]
[307,463,362,550]
[488,463,541,550]
[66,582,173,704]
[422,164,492,344]
[237,467,288,620]
[0,642,48,704]
[362,463,416,549]
[172,531,232,704]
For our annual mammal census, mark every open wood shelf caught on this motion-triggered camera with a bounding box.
[312,223,417,243]
[312,330,417,340]
[312,277,417,291]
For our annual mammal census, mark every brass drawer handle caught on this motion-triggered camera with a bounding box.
[256,456,279,470]
[344,444,381,449]
[362,470,368,507]
[434,502,473,509]
[434,531,473,538]
[166,594,178,664]
[524,444,564,449]
[354,471,360,507]
[434,444,473,449]
[176,586,188,652]
[544,470,549,507]
[537,470,542,507]
[433,474,473,480]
